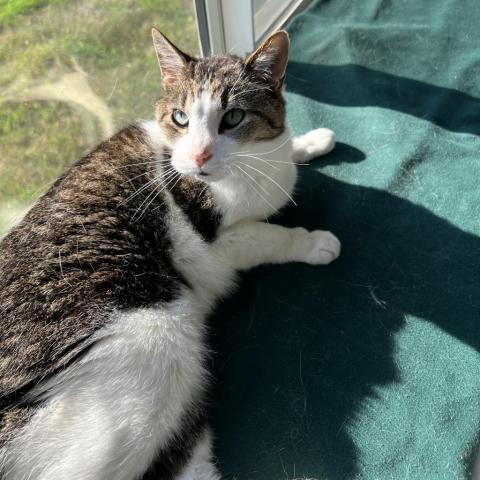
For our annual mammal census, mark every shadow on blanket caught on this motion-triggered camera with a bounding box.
[287,61,480,135]
[210,146,480,479]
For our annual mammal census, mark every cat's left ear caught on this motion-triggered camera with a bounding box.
[245,31,289,90]
[151,28,193,86]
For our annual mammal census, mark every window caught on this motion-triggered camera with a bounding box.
[0,0,198,237]
[254,0,306,43]
[194,0,308,56]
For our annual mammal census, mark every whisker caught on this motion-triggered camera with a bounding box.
[119,177,159,207]
[167,173,183,193]
[237,155,308,166]
[133,170,180,220]
[131,182,161,221]
[122,170,156,184]
[198,184,209,200]
[238,156,310,166]
[238,162,297,206]
[228,70,247,100]
[121,164,178,189]
[251,134,294,156]
[156,168,180,185]
[135,188,163,221]
[234,165,270,196]
[259,159,300,165]
[234,165,279,215]
[233,134,294,158]
[151,172,183,213]
[230,85,272,100]
[120,167,178,207]
[116,158,170,169]
[159,167,178,177]
[231,165,270,222]
[233,153,280,171]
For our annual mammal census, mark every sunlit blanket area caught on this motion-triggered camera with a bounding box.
[212,1,480,479]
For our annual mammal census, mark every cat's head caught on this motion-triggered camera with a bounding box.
[152,28,289,182]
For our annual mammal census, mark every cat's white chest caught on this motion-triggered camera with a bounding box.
[210,129,297,225]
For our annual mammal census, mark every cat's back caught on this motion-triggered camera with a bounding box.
[0,124,182,440]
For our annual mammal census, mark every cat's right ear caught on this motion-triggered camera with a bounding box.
[245,30,289,90]
[151,28,192,86]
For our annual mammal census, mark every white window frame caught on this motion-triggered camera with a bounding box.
[193,0,308,57]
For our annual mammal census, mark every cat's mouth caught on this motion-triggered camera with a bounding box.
[191,165,229,183]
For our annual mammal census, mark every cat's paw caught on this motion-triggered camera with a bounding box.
[292,128,336,164]
[292,228,341,265]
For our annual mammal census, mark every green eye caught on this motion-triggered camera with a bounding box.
[172,109,189,127]
[221,109,245,130]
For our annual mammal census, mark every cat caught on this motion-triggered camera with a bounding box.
[0,29,340,480]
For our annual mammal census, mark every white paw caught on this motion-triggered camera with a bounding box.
[293,228,341,265]
[302,128,336,156]
[293,128,336,164]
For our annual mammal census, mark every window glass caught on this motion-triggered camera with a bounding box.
[0,0,198,236]
[254,0,304,42]
[253,0,268,12]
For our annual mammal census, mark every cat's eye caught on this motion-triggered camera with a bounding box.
[220,109,245,130]
[172,109,189,127]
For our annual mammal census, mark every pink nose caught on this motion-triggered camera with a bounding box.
[193,149,212,168]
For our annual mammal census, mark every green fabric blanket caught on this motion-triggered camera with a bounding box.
[211,1,480,479]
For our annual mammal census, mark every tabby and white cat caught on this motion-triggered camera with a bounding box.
[0,29,339,480]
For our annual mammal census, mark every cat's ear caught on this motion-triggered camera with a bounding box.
[245,30,289,90]
[151,28,192,86]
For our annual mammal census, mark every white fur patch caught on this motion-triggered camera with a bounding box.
[292,128,336,163]
[142,119,165,154]
[176,429,221,480]
[210,128,297,225]
[1,297,209,480]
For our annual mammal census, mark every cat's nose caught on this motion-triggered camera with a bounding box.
[193,149,212,168]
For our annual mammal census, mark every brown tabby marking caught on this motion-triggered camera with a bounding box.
[0,126,184,443]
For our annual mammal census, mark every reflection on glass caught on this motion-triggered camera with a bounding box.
[0,0,198,236]
[253,0,268,10]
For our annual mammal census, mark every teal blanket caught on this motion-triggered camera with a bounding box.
[212,1,480,479]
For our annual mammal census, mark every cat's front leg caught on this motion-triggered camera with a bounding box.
[291,128,336,164]
[214,221,340,271]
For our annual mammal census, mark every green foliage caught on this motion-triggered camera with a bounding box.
[0,0,65,23]
[0,101,87,202]
[0,0,198,236]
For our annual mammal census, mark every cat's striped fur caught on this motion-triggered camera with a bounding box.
[0,30,339,479]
